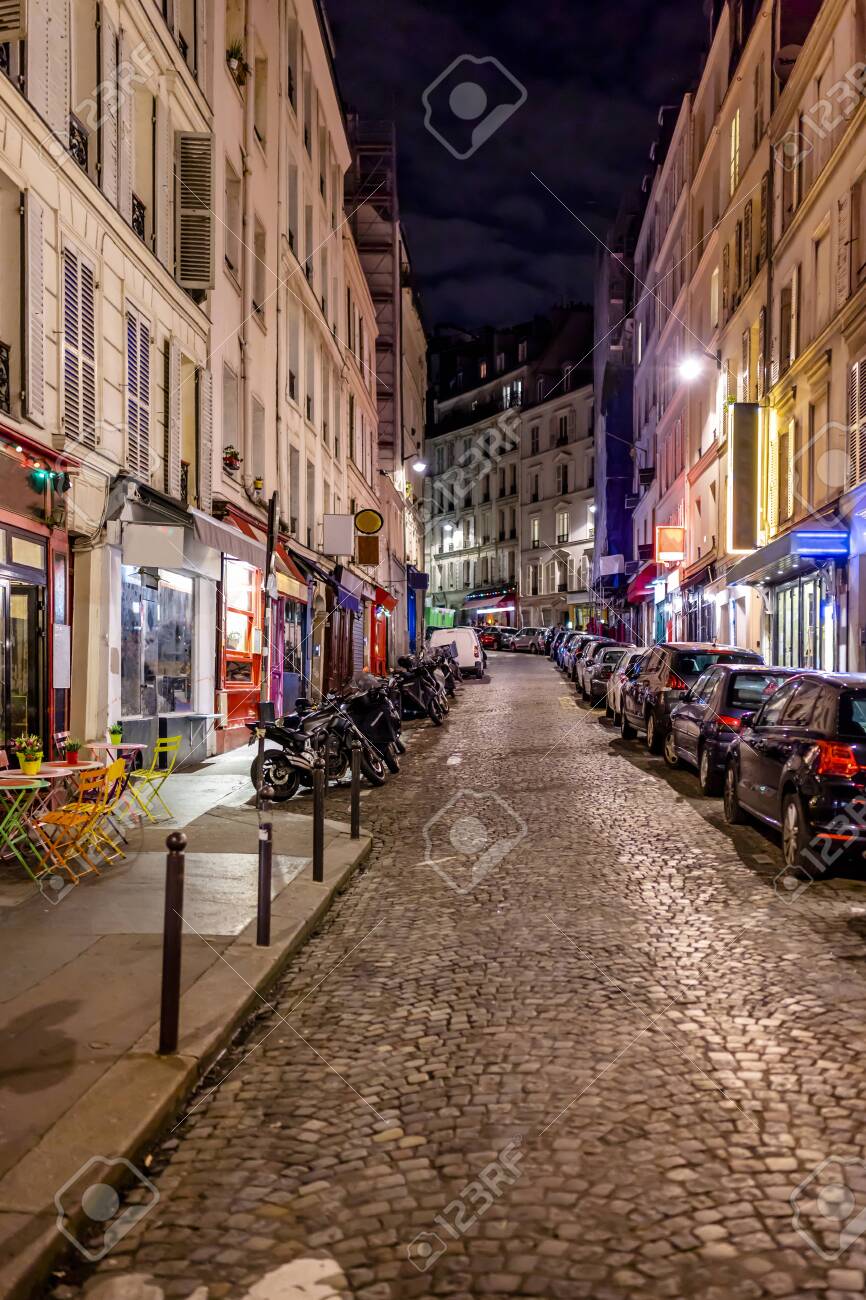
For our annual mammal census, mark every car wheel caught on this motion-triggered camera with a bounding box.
[605,702,613,719]
[663,730,679,768]
[530,644,539,655]
[646,711,663,755]
[782,794,809,871]
[620,709,636,740]
[699,745,722,797]
[723,764,744,824]
[475,664,484,679]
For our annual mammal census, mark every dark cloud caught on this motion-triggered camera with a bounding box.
[326,0,707,329]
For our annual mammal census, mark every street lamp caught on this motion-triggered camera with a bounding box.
[412,459,427,473]
[678,346,722,383]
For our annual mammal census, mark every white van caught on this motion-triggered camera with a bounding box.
[428,627,485,678]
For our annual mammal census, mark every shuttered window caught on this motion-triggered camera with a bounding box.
[99,6,119,204]
[197,367,213,512]
[847,360,866,490]
[0,1,25,41]
[163,338,181,497]
[62,246,96,446]
[175,131,214,290]
[24,191,45,426]
[126,307,151,479]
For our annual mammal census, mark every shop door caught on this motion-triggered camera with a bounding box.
[0,581,46,747]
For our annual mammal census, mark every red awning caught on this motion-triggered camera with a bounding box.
[626,562,660,604]
[375,585,398,612]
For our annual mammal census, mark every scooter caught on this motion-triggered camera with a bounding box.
[248,693,388,800]
[345,675,403,774]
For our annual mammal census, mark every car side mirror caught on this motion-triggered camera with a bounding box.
[739,709,757,728]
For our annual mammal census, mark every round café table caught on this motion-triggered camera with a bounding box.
[0,775,49,880]
[86,741,148,760]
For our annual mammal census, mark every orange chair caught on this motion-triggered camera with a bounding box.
[36,767,110,883]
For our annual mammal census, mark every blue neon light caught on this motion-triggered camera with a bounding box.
[791,531,850,557]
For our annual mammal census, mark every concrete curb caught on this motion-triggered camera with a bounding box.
[0,824,372,1299]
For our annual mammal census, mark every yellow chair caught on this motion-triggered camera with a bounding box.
[83,758,128,863]
[36,767,110,883]
[127,736,181,822]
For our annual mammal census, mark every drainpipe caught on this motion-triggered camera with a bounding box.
[240,0,253,498]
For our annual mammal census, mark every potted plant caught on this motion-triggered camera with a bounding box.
[12,734,44,776]
[223,444,242,474]
[65,738,82,766]
[108,720,123,744]
[226,38,244,71]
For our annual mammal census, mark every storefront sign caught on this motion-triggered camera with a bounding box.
[729,403,759,554]
[655,526,686,564]
[356,535,380,566]
[355,508,384,535]
[791,530,849,558]
[322,513,355,556]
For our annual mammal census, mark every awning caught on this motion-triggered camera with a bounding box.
[407,565,429,591]
[681,557,716,590]
[626,562,661,603]
[462,593,516,613]
[189,508,266,569]
[334,564,377,603]
[726,525,849,586]
[375,585,398,612]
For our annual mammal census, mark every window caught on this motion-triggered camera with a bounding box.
[781,677,823,726]
[636,320,643,365]
[126,307,151,479]
[479,359,487,379]
[710,267,720,329]
[555,463,569,494]
[223,362,239,446]
[556,510,569,543]
[729,110,740,197]
[530,517,540,547]
[530,425,539,455]
[252,219,266,320]
[62,246,96,446]
[815,232,830,335]
[518,339,527,362]
[251,396,265,485]
[286,6,298,109]
[224,161,241,275]
[495,350,505,372]
[287,162,298,254]
[253,55,268,147]
[121,567,194,717]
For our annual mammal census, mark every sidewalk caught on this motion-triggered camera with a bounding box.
[0,751,372,1298]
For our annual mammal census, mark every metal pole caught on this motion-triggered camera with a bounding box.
[158,832,187,1056]
[312,755,325,882]
[256,820,273,946]
[350,738,361,840]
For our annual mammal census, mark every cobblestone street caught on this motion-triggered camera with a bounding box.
[61,652,866,1300]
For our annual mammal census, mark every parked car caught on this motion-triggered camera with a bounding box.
[499,627,519,650]
[556,631,580,670]
[606,648,646,724]
[512,627,546,654]
[666,665,801,794]
[478,626,502,650]
[428,627,486,678]
[550,629,569,661]
[562,634,603,678]
[620,643,763,753]
[576,638,618,697]
[572,637,615,689]
[723,672,866,873]
[544,627,562,654]
[588,646,633,704]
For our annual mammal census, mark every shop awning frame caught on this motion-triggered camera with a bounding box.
[726,525,849,586]
[626,562,661,604]
[190,508,267,569]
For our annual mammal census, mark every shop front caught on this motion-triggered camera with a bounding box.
[726,528,849,671]
[370,585,397,676]
[681,560,716,642]
[625,562,660,647]
[461,586,518,629]
[0,436,71,754]
[406,565,429,650]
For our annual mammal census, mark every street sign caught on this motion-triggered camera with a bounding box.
[355,508,384,535]
[356,535,380,565]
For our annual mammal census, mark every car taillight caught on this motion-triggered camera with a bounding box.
[667,672,687,690]
[813,740,866,778]
[717,714,742,732]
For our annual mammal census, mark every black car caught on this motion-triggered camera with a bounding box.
[665,665,801,794]
[621,642,764,753]
[724,672,866,874]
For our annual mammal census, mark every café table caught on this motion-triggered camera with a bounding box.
[0,775,49,880]
[86,741,148,760]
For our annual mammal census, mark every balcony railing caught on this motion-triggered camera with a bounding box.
[556,533,569,544]
[0,341,10,415]
[69,113,88,171]
[132,193,146,241]
[180,459,190,504]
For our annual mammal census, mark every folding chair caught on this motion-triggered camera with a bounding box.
[53,731,70,760]
[83,758,128,863]
[126,736,181,822]
[36,767,110,883]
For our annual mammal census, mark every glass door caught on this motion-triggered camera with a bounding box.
[6,581,45,744]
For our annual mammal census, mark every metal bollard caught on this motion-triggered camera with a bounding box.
[256,819,273,947]
[350,739,361,840]
[312,755,325,882]
[158,832,187,1055]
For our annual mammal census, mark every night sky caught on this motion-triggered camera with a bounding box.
[326,0,709,332]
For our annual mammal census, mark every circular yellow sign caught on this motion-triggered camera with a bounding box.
[355,508,384,535]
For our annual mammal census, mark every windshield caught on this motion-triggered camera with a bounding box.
[672,650,761,680]
[599,649,624,665]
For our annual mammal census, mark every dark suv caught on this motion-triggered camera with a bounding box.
[724,673,866,875]
[621,642,763,753]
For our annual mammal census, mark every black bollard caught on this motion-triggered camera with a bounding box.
[350,739,361,840]
[256,819,273,947]
[158,832,187,1055]
[312,755,325,882]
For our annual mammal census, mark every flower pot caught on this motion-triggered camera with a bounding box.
[228,57,239,70]
[19,756,43,776]
[109,733,123,745]
[66,751,79,766]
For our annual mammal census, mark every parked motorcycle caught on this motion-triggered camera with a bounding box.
[346,675,403,774]
[394,655,448,725]
[248,691,388,800]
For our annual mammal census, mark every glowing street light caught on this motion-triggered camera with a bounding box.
[412,459,428,473]
[678,355,704,382]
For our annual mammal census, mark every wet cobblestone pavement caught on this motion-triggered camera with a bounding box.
[58,653,866,1299]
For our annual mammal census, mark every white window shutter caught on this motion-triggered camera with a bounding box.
[165,338,182,497]
[126,309,151,480]
[175,131,214,290]
[194,0,205,82]
[0,0,25,41]
[26,0,49,123]
[46,0,69,137]
[99,6,118,205]
[197,367,213,512]
[155,100,173,268]
[851,360,866,490]
[24,191,44,426]
[118,28,134,222]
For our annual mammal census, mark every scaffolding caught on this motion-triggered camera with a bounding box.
[345,116,402,473]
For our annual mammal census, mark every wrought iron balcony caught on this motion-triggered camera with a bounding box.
[132,193,146,241]
[0,341,10,414]
[69,113,88,171]
[180,460,190,504]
